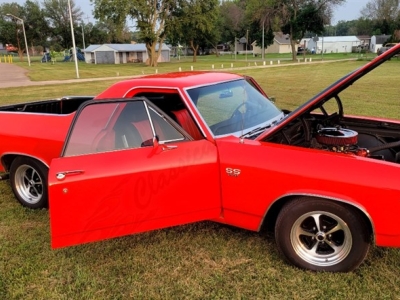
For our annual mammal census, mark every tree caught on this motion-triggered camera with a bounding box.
[168,0,219,62]
[218,1,246,46]
[246,0,345,61]
[42,0,83,49]
[23,1,50,53]
[361,0,400,21]
[0,2,27,61]
[92,0,176,67]
[251,20,275,49]
[361,0,400,37]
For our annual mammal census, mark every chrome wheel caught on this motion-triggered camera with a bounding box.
[276,198,370,272]
[14,164,44,205]
[290,211,352,267]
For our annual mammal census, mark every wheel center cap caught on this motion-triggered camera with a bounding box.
[316,232,325,241]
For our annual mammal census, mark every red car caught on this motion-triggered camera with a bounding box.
[1,44,400,273]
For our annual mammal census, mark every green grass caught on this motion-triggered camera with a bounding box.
[9,51,369,82]
[1,59,400,299]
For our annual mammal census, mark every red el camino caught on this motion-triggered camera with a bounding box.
[1,44,400,272]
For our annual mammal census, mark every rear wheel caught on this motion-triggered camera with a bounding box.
[275,197,370,272]
[10,157,48,209]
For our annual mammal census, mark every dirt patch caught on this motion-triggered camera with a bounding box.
[0,63,31,88]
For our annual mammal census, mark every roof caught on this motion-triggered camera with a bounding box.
[318,36,360,42]
[84,45,101,52]
[95,72,243,99]
[274,33,291,45]
[356,35,371,40]
[374,35,391,44]
[83,43,170,52]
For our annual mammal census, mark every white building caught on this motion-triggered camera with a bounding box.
[301,36,361,53]
[83,43,171,64]
[370,35,391,53]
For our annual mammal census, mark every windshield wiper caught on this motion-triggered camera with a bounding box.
[240,122,276,139]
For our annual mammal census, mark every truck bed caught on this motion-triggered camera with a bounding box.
[0,96,94,174]
[0,96,94,114]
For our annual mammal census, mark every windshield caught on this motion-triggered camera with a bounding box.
[187,79,283,137]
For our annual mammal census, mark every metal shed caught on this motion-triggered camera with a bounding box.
[301,36,361,54]
[370,35,391,53]
[83,43,171,64]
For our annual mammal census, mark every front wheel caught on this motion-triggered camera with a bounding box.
[275,197,371,272]
[10,157,48,209]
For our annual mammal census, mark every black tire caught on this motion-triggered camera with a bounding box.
[9,157,48,209]
[275,197,370,272]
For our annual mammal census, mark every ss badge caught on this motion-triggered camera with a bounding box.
[226,168,241,177]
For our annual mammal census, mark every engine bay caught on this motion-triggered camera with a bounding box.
[265,95,400,164]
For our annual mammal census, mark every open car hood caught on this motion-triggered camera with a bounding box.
[256,43,400,141]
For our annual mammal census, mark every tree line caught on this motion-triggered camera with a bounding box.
[1,0,400,65]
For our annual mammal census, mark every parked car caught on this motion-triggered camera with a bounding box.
[377,43,398,55]
[1,44,400,272]
[297,46,305,55]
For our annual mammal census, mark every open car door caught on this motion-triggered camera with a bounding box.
[48,98,220,248]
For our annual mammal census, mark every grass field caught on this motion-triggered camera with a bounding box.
[6,51,368,82]
[1,58,400,299]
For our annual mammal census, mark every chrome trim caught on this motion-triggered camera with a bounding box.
[160,138,185,144]
[143,102,157,138]
[259,192,376,241]
[56,170,84,180]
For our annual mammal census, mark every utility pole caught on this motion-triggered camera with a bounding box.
[246,29,249,61]
[82,23,86,50]
[68,0,79,78]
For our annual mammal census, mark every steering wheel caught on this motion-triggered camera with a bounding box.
[230,102,255,121]
[318,95,344,124]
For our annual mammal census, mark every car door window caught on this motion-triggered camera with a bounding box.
[149,107,185,143]
[63,100,186,157]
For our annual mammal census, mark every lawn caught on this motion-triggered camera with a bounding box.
[8,51,369,82]
[0,58,400,299]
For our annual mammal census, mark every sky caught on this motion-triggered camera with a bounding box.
[5,0,370,26]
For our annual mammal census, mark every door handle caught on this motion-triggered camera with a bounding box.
[56,170,84,180]
[162,144,178,151]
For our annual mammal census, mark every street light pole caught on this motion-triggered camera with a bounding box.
[68,0,80,79]
[246,29,249,61]
[6,13,31,67]
[82,23,86,50]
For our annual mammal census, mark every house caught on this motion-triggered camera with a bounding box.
[370,35,391,53]
[233,36,253,55]
[356,35,371,51]
[252,32,293,55]
[83,43,171,64]
[301,36,361,54]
